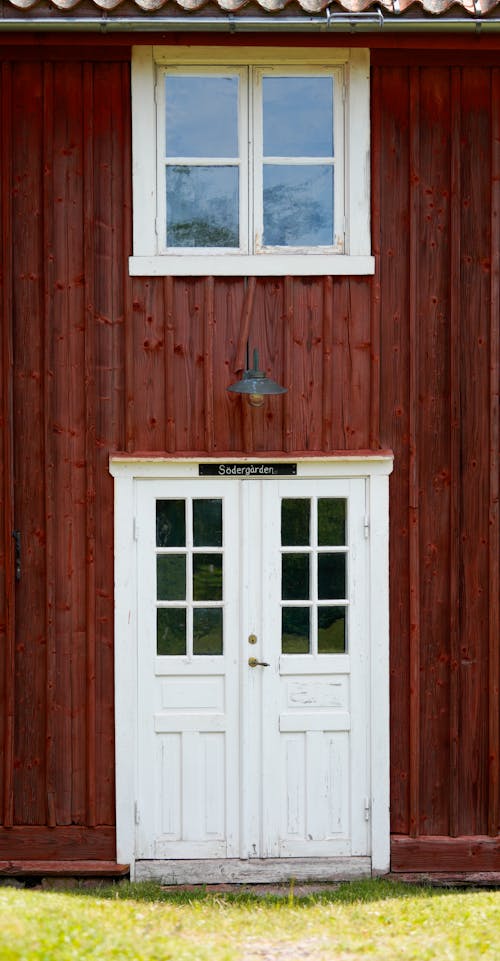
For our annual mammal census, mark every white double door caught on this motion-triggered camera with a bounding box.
[135,475,371,865]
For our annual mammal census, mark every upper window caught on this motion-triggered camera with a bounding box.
[130,47,373,277]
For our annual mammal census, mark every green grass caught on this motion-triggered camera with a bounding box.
[0,878,499,960]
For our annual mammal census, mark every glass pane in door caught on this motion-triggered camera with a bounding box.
[156,498,224,656]
[280,496,348,654]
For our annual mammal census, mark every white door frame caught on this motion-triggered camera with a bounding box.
[110,454,393,879]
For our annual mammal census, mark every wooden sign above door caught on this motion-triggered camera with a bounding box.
[199,463,297,477]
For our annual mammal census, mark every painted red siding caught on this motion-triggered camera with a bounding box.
[0,42,498,869]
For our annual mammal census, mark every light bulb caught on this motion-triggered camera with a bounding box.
[248,393,265,408]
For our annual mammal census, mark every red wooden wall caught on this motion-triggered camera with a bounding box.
[0,41,499,870]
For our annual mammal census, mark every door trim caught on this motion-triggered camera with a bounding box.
[109,455,393,879]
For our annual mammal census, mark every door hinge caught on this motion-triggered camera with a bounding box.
[134,802,141,825]
[363,515,370,539]
[133,517,139,541]
[364,797,371,821]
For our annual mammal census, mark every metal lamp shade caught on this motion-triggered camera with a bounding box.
[227,350,287,399]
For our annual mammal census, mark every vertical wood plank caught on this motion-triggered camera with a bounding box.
[488,69,500,838]
[171,280,207,452]
[345,279,371,450]
[458,67,491,836]
[244,278,285,453]
[377,65,411,836]
[331,280,348,450]
[93,60,128,824]
[164,276,176,453]
[322,276,333,451]
[83,62,97,827]
[328,279,370,451]
[204,277,215,453]
[51,61,87,825]
[449,67,461,838]
[213,278,245,452]
[11,61,49,826]
[408,66,421,839]
[417,67,452,837]
[130,278,166,452]
[231,277,255,453]
[1,61,15,828]
[370,64,382,451]
[43,60,57,828]
[289,280,324,452]
[282,277,293,453]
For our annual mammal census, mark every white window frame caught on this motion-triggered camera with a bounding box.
[130,46,374,277]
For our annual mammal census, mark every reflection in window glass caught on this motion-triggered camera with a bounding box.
[193,608,223,655]
[281,499,310,546]
[282,607,310,654]
[263,166,333,247]
[280,494,348,655]
[157,608,186,655]
[166,167,239,248]
[193,499,223,547]
[193,554,223,601]
[318,606,346,653]
[157,555,186,601]
[263,76,334,158]
[166,75,239,158]
[318,498,346,546]
[156,500,185,547]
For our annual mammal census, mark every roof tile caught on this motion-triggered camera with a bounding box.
[0,0,496,18]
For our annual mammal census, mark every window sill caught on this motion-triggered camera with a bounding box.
[129,254,375,277]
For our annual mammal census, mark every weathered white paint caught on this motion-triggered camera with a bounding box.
[135,856,372,884]
[110,455,393,879]
[128,253,375,277]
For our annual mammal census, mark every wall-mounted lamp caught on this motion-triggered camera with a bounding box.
[227,348,287,408]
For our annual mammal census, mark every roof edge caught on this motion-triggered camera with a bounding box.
[2,7,500,29]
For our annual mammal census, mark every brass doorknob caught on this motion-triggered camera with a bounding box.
[248,657,270,668]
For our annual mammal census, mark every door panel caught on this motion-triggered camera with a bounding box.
[260,479,368,858]
[136,480,240,859]
[136,475,369,862]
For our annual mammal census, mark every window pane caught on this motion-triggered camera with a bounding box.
[193,608,223,655]
[281,499,310,546]
[318,498,346,546]
[193,499,222,547]
[318,554,346,600]
[282,607,310,654]
[157,608,186,655]
[165,75,239,158]
[193,554,223,602]
[156,500,185,547]
[318,606,346,653]
[282,553,309,600]
[157,555,186,601]
[166,167,239,248]
[263,76,334,157]
[263,166,333,247]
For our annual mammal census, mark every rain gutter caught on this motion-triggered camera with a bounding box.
[0,6,498,31]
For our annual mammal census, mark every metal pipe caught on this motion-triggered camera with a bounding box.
[0,8,498,32]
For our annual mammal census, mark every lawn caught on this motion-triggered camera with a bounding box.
[0,878,499,960]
